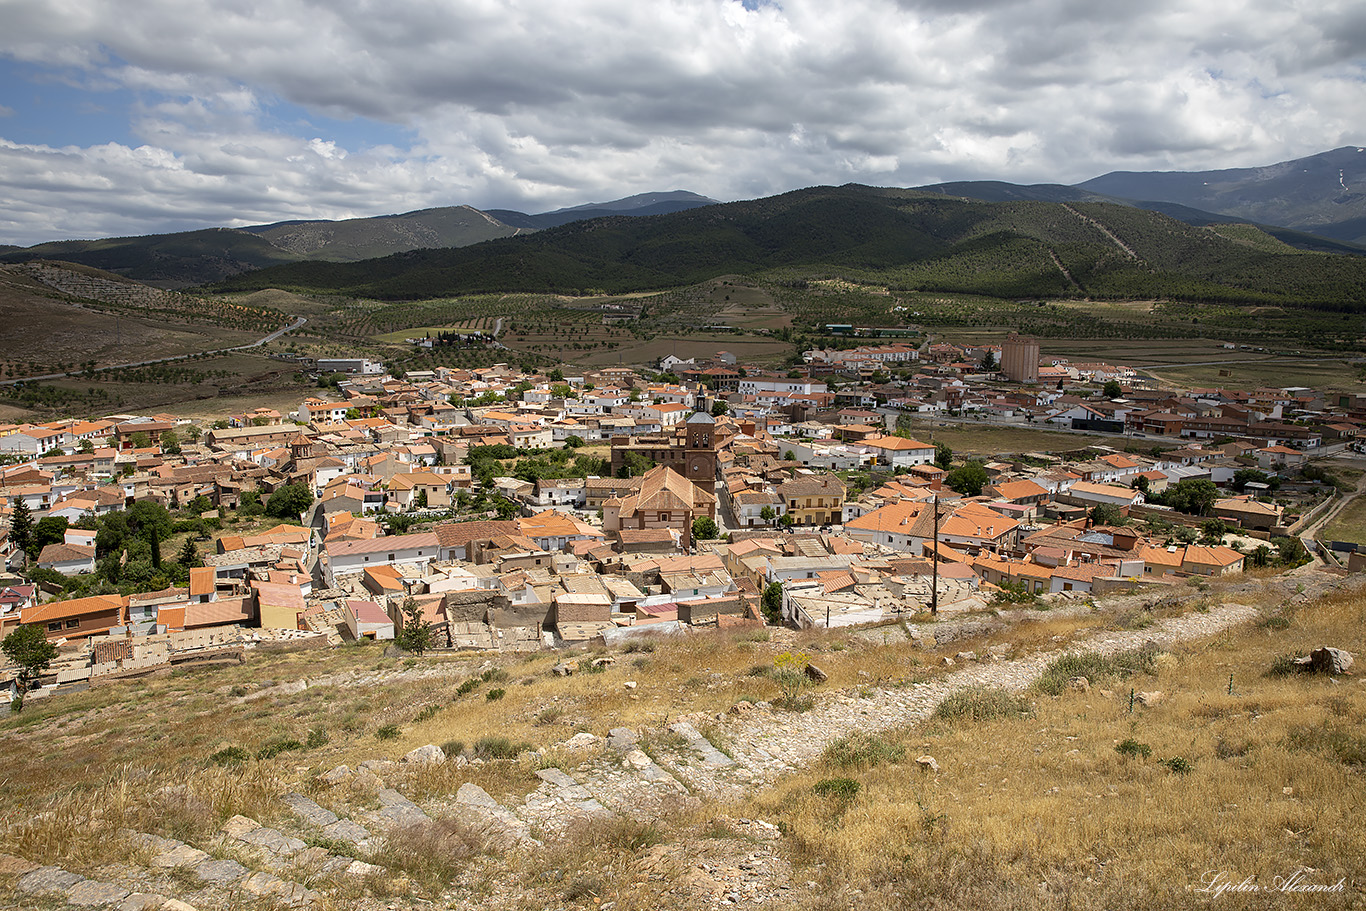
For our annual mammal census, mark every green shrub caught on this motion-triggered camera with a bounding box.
[473,736,530,760]
[255,737,303,760]
[1286,723,1366,766]
[536,707,564,725]
[934,686,1033,723]
[485,688,506,701]
[414,704,441,723]
[1162,756,1193,775]
[1115,738,1152,759]
[210,745,249,766]
[812,777,861,800]
[480,668,508,683]
[305,727,329,749]
[456,678,480,696]
[1035,648,1157,696]
[440,739,465,758]
[376,724,401,741]
[823,732,906,770]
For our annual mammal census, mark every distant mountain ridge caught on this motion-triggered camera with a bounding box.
[0,190,719,287]
[1077,146,1366,245]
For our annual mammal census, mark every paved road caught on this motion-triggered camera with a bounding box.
[0,315,307,386]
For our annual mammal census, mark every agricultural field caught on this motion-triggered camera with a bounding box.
[897,418,1134,456]
[0,266,263,378]
[0,353,306,420]
[1318,495,1366,546]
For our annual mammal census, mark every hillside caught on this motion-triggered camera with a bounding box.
[0,228,305,289]
[1080,146,1366,245]
[487,190,719,229]
[212,185,1366,312]
[0,568,1359,910]
[242,206,522,261]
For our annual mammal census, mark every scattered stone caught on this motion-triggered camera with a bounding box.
[623,680,638,690]
[321,818,372,846]
[159,900,198,911]
[320,765,352,785]
[623,749,653,771]
[221,815,260,839]
[374,788,431,827]
[535,767,579,788]
[1310,647,1354,675]
[552,661,578,676]
[1283,787,1295,796]
[193,858,248,884]
[1098,689,1114,699]
[67,880,132,907]
[115,893,172,911]
[345,860,384,878]
[351,769,385,792]
[1069,676,1091,693]
[16,867,84,895]
[987,643,1013,659]
[282,793,339,827]
[402,744,446,764]
[804,663,828,683]
[728,701,761,717]
[956,651,978,662]
[456,782,501,809]
[607,727,640,750]
[564,732,599,749]
[940,656,955,667]
[591,656,616,668]
[235,824,307,856]
[915,755,940,773]
[358,759,397,775]
[150,845,209,868]
[1135,691,1164,707]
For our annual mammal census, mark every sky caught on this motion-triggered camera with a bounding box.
[1,0,1364,247]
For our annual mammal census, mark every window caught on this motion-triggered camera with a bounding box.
[48,621,62,632]
[66,618,81,629]
[388,554,396,561]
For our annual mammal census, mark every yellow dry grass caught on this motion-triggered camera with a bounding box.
[747,585,1366,911]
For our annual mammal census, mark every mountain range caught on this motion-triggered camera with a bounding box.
[3,149,1366,289]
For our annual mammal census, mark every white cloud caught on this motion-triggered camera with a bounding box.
[0,0,1363,245]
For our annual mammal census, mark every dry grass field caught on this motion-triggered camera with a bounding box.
[2,568,1361,910]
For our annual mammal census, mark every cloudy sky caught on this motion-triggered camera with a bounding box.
[1,0,1363,246]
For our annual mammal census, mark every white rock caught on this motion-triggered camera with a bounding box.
[402,744,446,764]
[915,755,939,773]
[564,732,599,749]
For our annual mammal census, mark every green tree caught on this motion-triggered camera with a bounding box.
[1200,518,1229,544]
[945,461,989,497]
[29,516,69,560]
[129,431,151,449]
[9,498,32,561]
[177,536,201,568]
[934,442,953,471]
[1164,478,1219,516]
[617,451,655,478]
[760,505,776,526]
[760,582,783,625]
[1089,503,1127,526]
[1131,474,1150,494]
[1102,380,1122,399]
[395,598,433,655]
[127,500,173,545]
[982,351,997,371]
[692,516,719,540]
[2,625,57,712]
[160,430,181,455]
[710,400,729,417]
[265,483,314,518]
[78,438,95,454]
[778,513,795,528]
[1232,468,1276,493]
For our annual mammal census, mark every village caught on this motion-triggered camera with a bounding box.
[0,331,1357,702]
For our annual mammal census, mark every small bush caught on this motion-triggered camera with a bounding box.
[305,727,329,749]
[376,724,401,741]
[1266,655,1302,677]
[255,737,303,760]
[210,745,249,766]
[1286,723,1366,767]
[812,777,861,800]
[1115,738,1152,760]
[456,678,481,696]
[1162,756,1193,775]
[823,732,906,770]
[413,704,441,723]
[440,739,465,758]
[623,641,655,654]
[473,736,531,760]
[536,707,564,725]
[480,668,508,683]
[746,664,771,678]
[583,661,607,675]
[373,818,488,892]
[485,688,506,701]
[1259,615,1291,631]
[1036,648,1156,696]
[934,686,1033,724]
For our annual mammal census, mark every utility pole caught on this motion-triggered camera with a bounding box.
[930,494,939,616]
